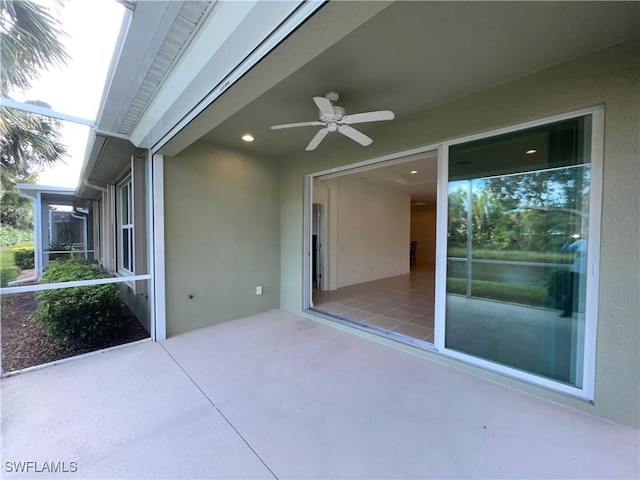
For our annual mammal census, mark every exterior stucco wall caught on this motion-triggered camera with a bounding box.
[280,39,639,427]
[164,140,281,337]
[118,283,151,333]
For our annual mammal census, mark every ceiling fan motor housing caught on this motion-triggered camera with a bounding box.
[320,105,345,123]
[325,91,340,103]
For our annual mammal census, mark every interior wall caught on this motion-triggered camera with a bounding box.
[313,177,410,289]
[410,204,436,265]
[280,39,640,428]
[335,177,410,287]
[164,140,281,336]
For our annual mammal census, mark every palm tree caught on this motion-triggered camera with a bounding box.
[0,103,66,188]
[0,0,68,191]
[0,0,69,96]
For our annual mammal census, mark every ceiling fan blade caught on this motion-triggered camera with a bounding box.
[313,96,334,117]
[341,110,395,125]
[337,125,373,146]
[271,121,324,130]
[306,128,329,151]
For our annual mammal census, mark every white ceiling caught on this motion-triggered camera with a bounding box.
[201,1,639,157]
[316,151,438,204]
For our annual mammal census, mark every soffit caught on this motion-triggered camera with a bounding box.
[200,1,639,157]
[97,0,215,137]
[77,136,143,199]
[81,0,320,196]
[89,137,143,184]
[79,1,214,197]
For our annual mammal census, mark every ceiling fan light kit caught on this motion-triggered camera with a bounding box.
[270,92,395,151]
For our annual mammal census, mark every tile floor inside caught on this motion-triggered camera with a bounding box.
[312,264,435,342]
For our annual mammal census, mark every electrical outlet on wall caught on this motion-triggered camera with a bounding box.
[256,286,263,295]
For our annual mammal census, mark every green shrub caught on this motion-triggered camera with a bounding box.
[0,265,18,287]
[13,247,35,269]
[0,226,33,247]
[48,242,74,261]
[31,260,128,345]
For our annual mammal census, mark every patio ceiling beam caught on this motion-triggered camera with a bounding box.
[0,97,95,127]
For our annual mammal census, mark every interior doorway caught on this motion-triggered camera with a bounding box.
[309,150,438,344]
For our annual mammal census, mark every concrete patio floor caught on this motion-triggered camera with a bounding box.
[1,310,638,479]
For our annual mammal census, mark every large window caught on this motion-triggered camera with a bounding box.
[117,177,134,274]
[443,113,599,394]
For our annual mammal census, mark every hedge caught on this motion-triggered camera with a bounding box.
[13,247,34,270]
[31,260,129,345]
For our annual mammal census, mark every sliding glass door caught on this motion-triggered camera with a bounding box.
[443,113,599,392]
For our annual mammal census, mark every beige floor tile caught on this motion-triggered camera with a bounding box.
[342,309,375,321]
[392,322,434,340]
[312,266,436,341]
[382,309,419,322]
[366,315,404,330]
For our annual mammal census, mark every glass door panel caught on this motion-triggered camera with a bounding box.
[445,116,591,387]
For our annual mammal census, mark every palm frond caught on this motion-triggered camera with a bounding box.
[0,0,69,95]
[0,106,67,188]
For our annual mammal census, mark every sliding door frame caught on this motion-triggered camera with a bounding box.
[302,146,440,332]
[436,105,603,400]
[302,104,602,401]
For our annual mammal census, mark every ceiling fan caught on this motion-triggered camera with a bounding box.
[270,92,395,151]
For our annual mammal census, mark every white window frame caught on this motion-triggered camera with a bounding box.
[116,175,134,275]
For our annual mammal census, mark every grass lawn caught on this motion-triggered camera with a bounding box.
[1,241,34,286]
[447,247,573,264]
[447,277,548,307]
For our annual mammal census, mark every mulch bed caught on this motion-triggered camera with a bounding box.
[1,291,150,373]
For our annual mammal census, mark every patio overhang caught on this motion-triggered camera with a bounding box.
[159,1,639,158]
[16,184,76,204]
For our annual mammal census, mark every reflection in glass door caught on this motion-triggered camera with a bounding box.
[444,115,595,389]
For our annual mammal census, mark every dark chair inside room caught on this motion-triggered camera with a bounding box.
[410,241,417,267]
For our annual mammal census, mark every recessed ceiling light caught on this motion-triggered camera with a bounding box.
[410,170,418,174]
[526,149,537,154]
[242,134,254,142]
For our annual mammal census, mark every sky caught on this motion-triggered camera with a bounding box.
[11,0,125,188]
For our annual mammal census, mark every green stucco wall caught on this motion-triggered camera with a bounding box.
[118,283,151,334]
[163,141,281,337]
[279,39,639,427]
